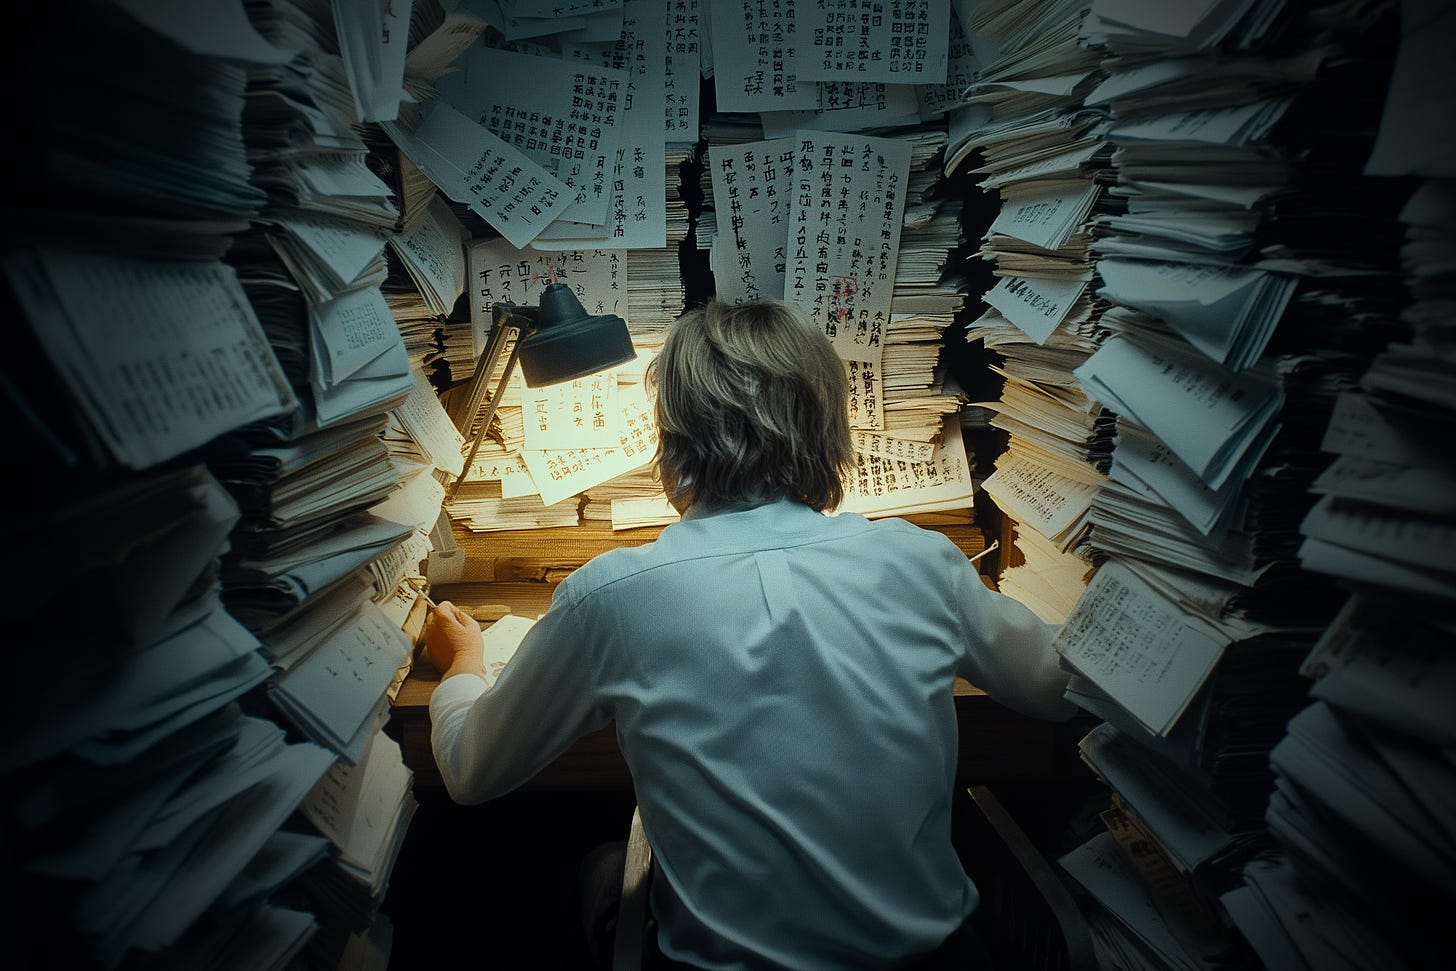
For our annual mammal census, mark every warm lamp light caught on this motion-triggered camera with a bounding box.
[450,282,635,497]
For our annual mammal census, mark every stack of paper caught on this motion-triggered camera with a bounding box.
[299,731,418,931]
[582,467,667,525]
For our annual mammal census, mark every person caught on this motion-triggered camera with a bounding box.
[425,299,1075,970]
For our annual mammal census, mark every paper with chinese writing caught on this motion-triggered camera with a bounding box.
[787,131,912,364]
[521,384,658,505]
[840,419,974,517]
[1054,560,1229,737]
[438,46,626,227]
[709,138,795,303]
[466,239,626,356]
[800,0,950,84]
[708,0,818,112]
[523,371,622,450]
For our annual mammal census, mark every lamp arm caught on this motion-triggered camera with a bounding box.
[449,324,527,500]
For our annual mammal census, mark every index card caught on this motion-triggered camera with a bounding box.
[466,241,626,356]
[786,131,913,364]
[983,275,1088,345]
[1054,560,1230,736]
[399,105,574,248]
[709,137,796,303]
[439,47,627,226]
[393,370,466,477]
[6,251,296,470]
[709,0,819,112]
[800,0,950,84]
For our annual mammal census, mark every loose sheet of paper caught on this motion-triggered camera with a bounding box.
[521,384,658,505]
[664,0,703,140]
[393,370,466,477]
[709,0,819,112]
[480,614,538,687]
[523,371,622,450]
[438,46,626,226]
[311,286,401,385]
[391,195,467,312]
[709,137,796,302]
[787,131,912,363]
[983,275,1088,345]
[846,358,884,430]
[840,420,974,517]
[1054,560,1230,736]
[799,0,950,84]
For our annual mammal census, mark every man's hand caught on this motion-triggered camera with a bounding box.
[425,601,486,681]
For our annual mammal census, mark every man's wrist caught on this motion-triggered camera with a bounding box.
[442,649,485,682]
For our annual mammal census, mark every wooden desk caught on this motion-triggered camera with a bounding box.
[388,580,1072,790]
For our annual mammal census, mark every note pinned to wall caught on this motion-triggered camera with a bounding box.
[709,0,818,112]
[439,47,627,227]
[846,358,884,431]
[709,137,796,303]
[663,0,702,140]
[394,104,573,249]
[786,131,912,364]
[799,0,950,84]
[1055,561,1231,737]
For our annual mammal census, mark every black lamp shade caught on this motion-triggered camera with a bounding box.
[517,283,636,386]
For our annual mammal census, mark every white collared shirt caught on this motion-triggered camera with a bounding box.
[430,498,1072,969]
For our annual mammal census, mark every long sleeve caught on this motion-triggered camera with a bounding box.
[428,583,610,803]
[946,543,1077,722]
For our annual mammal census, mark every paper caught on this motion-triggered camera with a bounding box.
[800,0,950,84]
[983,276,1088,345]
[439,46,627,226]
[840,419,975,518]
[761,82,923,136]
[521,384,659,505]
[396,104,573,249]
[5,251,296,470]
[480,614,538,686]
[987,182,1101,252]
[310,286,401,385]
[786,131,913,363]
[849,430,936,464]
[534,0,669,249]
[664,0,703,140]
[404,5,490,80]
[333,0,412,122]
[846,358,883,431]
[918,10,979,116]
[709,0,819,111]
[393,370,466,477]
[466,241,627,356]
[523,371,622,449]
[272,213,387,292]
[709,138,796,303]
[981,453,1097,547]
[611,494,680,530]
[1074,335,1283,490]
[463,446,539,499]
[389,195,467,316]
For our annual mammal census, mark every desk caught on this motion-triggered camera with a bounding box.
[387,581,1073,790]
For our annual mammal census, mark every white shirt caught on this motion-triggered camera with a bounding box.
[430,498,1073,969]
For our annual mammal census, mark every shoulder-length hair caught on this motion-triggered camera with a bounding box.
[647,300,853,513]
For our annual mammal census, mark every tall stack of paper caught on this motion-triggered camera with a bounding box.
[1219,9,1456,968]
[1001,2,1429,967]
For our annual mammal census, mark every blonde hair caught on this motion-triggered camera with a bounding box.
[647,300,852,513]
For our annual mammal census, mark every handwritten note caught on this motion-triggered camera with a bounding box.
[988,182,1101,251]
[664,0,703,140]
[709,0,818,112]
[398,105,573,249]
[6,251,296,470]
[850,430,936,463]
[786,131,912,363]
[393,371,466,476]
[310,286,400,385]
[840,420,974,517]
[983,276,1088,345]
[1054,561,1229,736]
[761,82,922,136]
[846,358,883,430]
[918,9,979,116]
[439,47,627,226]
[981,453,1097,545]
[524,371,622,449]
[521,384,659,505]
[464,446,538,499]
[535,0,669,249]
[800,0,950,84]
[709,138,795,302]
[466,240,626,356]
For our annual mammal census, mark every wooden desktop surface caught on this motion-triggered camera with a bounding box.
[388,578,1071,790]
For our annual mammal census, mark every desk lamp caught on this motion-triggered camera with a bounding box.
[450,281,635,497]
